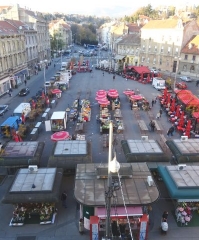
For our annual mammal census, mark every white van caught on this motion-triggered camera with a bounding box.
[13,103,31,119]
[152,77,165,90]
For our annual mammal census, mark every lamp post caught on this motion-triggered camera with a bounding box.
[174,57,181,90]
[41,59,48,94]
[103,122,120,240]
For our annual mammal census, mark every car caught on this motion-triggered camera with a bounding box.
[18,87,30,96]
[44,81,52,88]
[150,67,159,74]
[0,105,8,116]
[179,76,193,82]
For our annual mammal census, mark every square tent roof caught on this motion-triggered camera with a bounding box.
[1,116,20,127]
[131,66,151,74]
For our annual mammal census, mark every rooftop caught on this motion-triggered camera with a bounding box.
[74,163,159,206]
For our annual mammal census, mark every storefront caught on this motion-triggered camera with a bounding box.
[0,76,11,96]
[158,165,199,226]
[74,163,159,238]
[1,167,63,226]
[14,69,28,86]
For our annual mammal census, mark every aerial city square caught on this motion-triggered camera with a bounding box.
[0,1,199,240]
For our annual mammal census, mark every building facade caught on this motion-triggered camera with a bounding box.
[0,21,26,96]
[140,18,199,72]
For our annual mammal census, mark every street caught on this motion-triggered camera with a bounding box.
[1,56,199,239]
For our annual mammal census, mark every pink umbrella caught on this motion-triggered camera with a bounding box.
[123,90,135,95]
[98,99,110,105]
[108,92,119,98]
[108,89,118,93]
[96,90,107,94]
[51,89,62,94]
[130,95,143,101]
[95,96,107,101]
[51,131,70,141]
[96,92,107,98]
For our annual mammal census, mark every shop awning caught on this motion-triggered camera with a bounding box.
[96,206,143,218]
[132,66,150,74]
[15,69,28,77]
[115,55,125,60]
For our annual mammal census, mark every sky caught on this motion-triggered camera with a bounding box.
[0,0,198,17]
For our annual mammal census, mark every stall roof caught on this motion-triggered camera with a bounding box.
[2,168,63,204]
[1,116,20,127]
[158,165,199,200]
[54,140,87,156]
[51,111,65,119]
[114,55,125,60]
[74,163,159,206]
[10,168,56,192]
[127,139,163,153]
[132,66,151,74]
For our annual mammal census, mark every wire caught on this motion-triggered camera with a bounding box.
[117,172,134,240]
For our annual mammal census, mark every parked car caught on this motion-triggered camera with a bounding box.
[0,105,8,116]
[150,67,159,74]
[18,87,30,96]
[44,81,51,88]
[179,76,193,82]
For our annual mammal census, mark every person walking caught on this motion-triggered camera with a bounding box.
[151,99,155,107]
[159,109,163,117]
[196,80,199,87]
[149,120,155,132]
[24,79,27,86]
[162,211,169,221]
[113,75,115,81]
[61,191,67,208]
[167,125,175,137]
[156,112,160,119]
[103,72,104,76]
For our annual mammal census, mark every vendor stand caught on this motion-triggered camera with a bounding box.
[0,116,20,138]
[158,165,199,226]
[79,99,91,122]
[48,140,92,172]
[1,167,63,226]
[0,141,45,174]
[50,111,67,132]
[74,163,159,238]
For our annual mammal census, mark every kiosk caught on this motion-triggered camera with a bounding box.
[50,111,67,132]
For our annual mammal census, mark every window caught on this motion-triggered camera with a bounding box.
[153,58,156,64]
[168,47,171,54]
[192,55,196,61]
[175,48,178,54]
[147,58,150,63]
[142,45,145,51]
[160,59,162,65]
[154,46,157,52]
[190,65,195,71]
[148,45,151,52]
[161,46,164,53]
[183,65,187,71]
[184,55,188,60]
[141,57,145,62]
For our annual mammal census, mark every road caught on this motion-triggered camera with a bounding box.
[1,55,199,239]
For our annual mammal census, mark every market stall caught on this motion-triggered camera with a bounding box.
[158,165,199,226]
[0,116,20,138]
[79,99,91,122]
[1,167,63,226]
[0,141,45,172]
[48,140,92,171]
[50,111,67,132]
[166,139,199,163]
[121,139,170,162]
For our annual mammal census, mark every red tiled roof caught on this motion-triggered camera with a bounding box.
[0,21,18,34]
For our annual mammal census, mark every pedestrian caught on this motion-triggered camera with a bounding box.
[159,109,163,117]
[73,115,76,125]
[79,218,84,234]
[162,211,169,221]
[151,99,155,107]
[167,125,175,136]
[156,112,160,119]
[24,79,27,86]
[61,191,67,208]
[149,120,155,131]
[54,63,56,68]
[8,88,12,97]
[103,72,104,76]
[113,75,115,81]
[196,80,199,87]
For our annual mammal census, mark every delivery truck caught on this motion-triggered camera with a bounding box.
[13,103,31,119]
[152,77,165,90]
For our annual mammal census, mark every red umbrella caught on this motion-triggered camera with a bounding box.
[170,99,175,112]
[175,105,180,118]
[123,90,135,95]
[130,95,143,101]
[178,111,185,127]
[51,131,70,141]
[98,99,110,105]
[185,120,191,138]
[107,92,119,98]
[51,89,62,94]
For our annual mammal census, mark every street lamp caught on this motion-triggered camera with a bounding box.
[174,57,181,90]
[102,122,120,240]
[40,59,48,94]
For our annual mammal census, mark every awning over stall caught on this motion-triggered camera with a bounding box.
[132,66,151,74]
[114,55,125,60]
[96,206,143,218]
